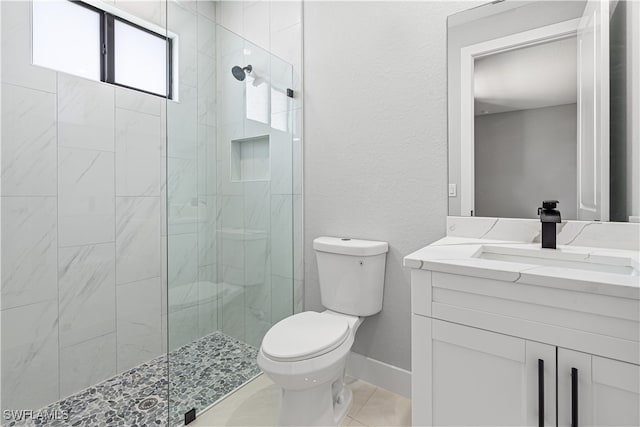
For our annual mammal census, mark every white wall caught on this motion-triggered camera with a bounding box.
[303,1,468,371]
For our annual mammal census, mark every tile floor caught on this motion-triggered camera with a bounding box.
[3,332,261,427]
[191,374,411,427]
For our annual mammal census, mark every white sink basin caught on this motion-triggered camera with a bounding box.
[474,245,640,276]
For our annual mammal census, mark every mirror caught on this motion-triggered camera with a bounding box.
[447,0,639,222]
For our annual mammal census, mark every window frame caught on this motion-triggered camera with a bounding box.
[55,1,173,99]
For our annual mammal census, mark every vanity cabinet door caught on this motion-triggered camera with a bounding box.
[430,320,555,426]
[558,348,640,427]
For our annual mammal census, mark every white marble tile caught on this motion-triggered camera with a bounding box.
[245,232,270,288]
[115,108,162,197]
[223,264,245,286]
[270,23,300,66]
[198,196,217,266]
[270,130,293,195]
[58,243,116,347]
[167,182,198,235]
[169,306,200,350]
[198,13,216,57]
[167,155,198,236]
[168,232,198,287]
[116,277,162,373]
[1,83,57,196]
[221,284,245,342]
[168,84,198,159]
[115,197,161,284]
[243,1,270,49]
[114,0,166,27]
[271,274,293,323]
[115,86,162,116]
[169,1,198,87]
[1,1,57,92]
[198,0,216,21]
[169,0,198,51]
[58,148,115,247]
[446,216,498,238]
[59,333,117,399]
[1,197,57,309]
[161,235,168,315]
[222,235,245,270]
[270,1,302,33]
[245,307,270,348]
[197,125,217,196]
[1,300,59,412]
[161,313,168,353]
[217,48,245,127]
[221,195,245,229]
[217,0,244,36]
[198,53,217,127]
[271,195,293,278]
[245,181,271,230]
[198,299,219,338]
[58,74,115,152]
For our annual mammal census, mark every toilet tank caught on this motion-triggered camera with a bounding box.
[313,237,388,316]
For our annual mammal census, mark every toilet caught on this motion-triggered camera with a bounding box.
[257,236,388,426]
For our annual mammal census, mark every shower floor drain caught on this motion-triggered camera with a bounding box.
[138,397,159,411]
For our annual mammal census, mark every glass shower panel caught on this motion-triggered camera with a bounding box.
[166,19,295,426]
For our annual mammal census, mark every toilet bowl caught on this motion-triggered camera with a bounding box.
[257,310,362,426]
[257,237,388,426]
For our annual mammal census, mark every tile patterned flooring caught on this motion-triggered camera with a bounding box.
[4,330,411,427]
[191,374,412,427]
[4,332,260,427]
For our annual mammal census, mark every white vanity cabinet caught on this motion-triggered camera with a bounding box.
[408,260,640,427]
[556,349,640,427]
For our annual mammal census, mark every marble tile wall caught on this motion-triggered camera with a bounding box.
[0,0,174,413]
[165,0,221,353]
[213,0,304,349]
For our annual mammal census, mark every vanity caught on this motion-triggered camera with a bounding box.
[415,0,640,423]
[404,217,640,426]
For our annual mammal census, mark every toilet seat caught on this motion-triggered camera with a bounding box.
[262,312,350,362]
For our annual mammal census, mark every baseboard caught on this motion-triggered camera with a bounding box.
[346,352,411,399]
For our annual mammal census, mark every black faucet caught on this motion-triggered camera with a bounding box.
[538,200,561,249]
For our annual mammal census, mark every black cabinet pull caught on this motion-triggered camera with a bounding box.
[571,367,579,427]
[538,359,544,427]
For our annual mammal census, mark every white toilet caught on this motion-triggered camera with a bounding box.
[257,236,388,426]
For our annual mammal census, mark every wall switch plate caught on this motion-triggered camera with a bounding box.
[448,183,457,197]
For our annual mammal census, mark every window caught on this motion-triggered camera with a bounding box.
[32,0,172,98]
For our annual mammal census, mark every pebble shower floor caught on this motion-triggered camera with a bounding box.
[5,332,262,427]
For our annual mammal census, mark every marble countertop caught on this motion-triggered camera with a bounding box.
[404,236,640,300]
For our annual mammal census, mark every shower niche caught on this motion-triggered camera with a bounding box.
[231,135,271,182]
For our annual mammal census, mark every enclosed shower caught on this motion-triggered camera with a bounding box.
[0,1,299,426]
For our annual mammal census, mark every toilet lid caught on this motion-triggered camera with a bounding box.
[262,312,350,362]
